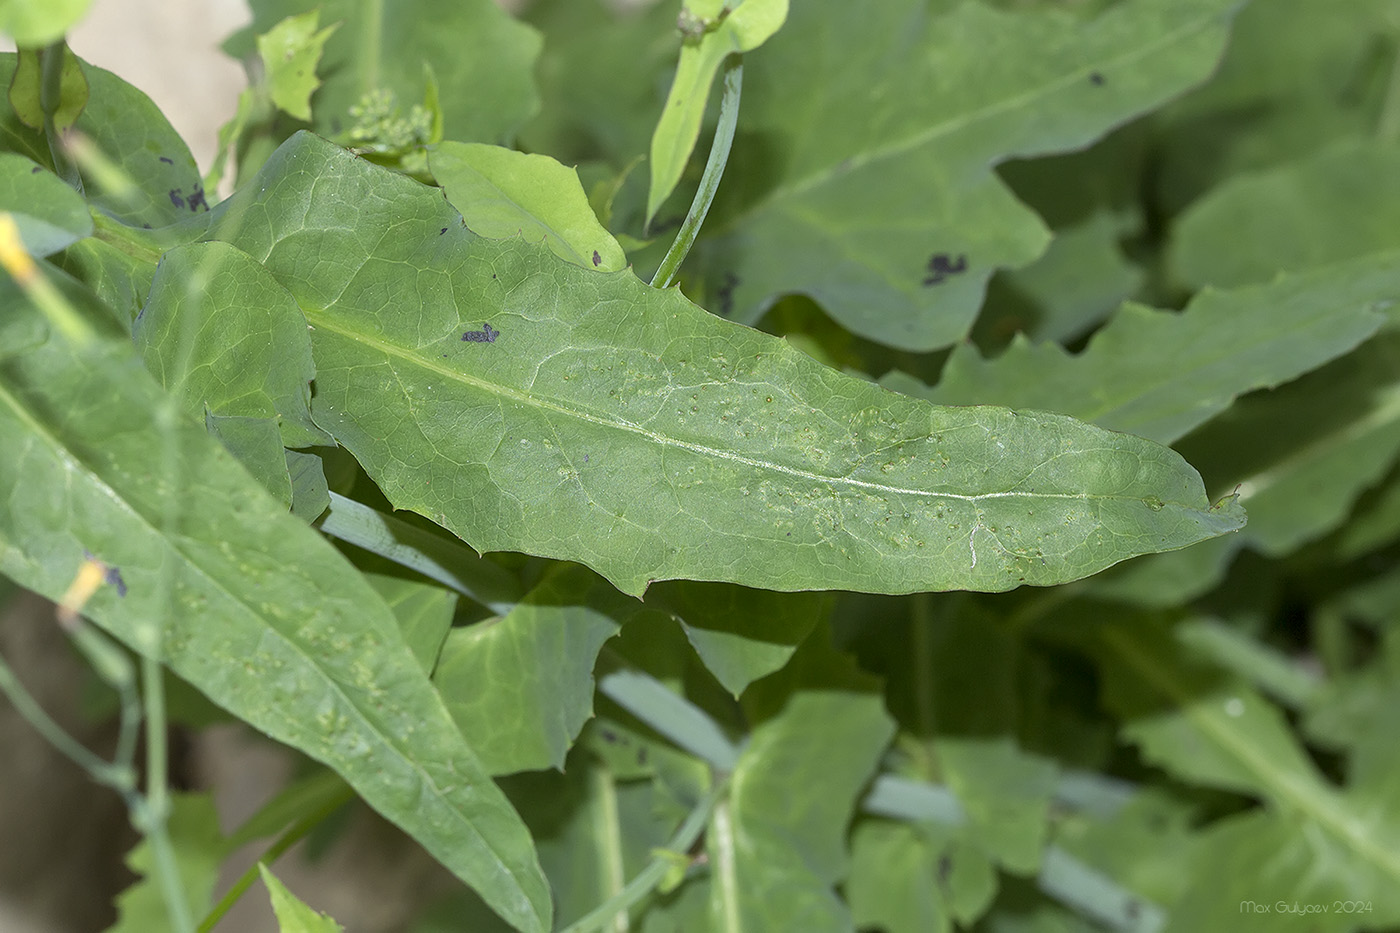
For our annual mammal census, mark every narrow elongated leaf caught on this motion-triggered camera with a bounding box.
[691,0,1239,350]
[201,132,1242,597]
[645,0,787,222]
[1170,142,1400,290]
[229,0,541,143]
[892,253,1400,445]
[430,142,626,272]
[0,319,550,932]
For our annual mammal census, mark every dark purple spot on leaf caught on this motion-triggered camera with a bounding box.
[599,728,618,744]
[461,322,499,343]
[1089,72,1105,86]
[582,454,589,463]
[169,188,185,208]
[186,183,210,212]
[637,746,649,766]
[29,165,41,174]
[923,253,967,286]
[937,853,953,884]
[106,566,128,597]
[159,155,174,165]
[592,250,601,267]
[440,227,448,235]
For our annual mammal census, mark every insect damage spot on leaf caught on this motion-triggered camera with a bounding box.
[923,253,968,286]
[159,155,174,165]
[592,250,601,267]
[169,188,185,209]
[29,165,41,174]
[461,322,499,343]
[1089,72,1106,86]
[440,227,448,235]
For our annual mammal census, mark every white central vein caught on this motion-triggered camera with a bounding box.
[309,311,1148,507]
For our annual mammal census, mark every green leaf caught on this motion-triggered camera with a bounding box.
[1095,621,1400,931]
[286,448,330,522]
[109,793,223,933]
[430,141,626,272]
[712,690,895,931]
[434,564,643,775]
[0,0,92,46]
[691,0,1240,350]
[890,252,1400,445]
[229,0,541,143]
[205,132,1241,597]
[0,320,550,932]
[1152,0,1397,215]
[368,572,456,675]
[260,864,344,933]
[135,240,330,449]
[7,44,87,132]
[847,819,986,933]
[0,53,207,228]
[257,11,339,122]
[204,411,294,506]
[645,0,788,223]
[0,152,91,255]
[647,581,824,697]
[1170,142,1400,290]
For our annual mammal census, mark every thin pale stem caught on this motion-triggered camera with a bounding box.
[559,779,728,933]
[196,782,356,932]
[650,57,743,290]
[39,41,81,189]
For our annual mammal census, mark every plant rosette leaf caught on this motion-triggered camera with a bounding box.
[645,0,788,223]
[203,132,1242,597]
[689,0,1240,351]
[0,310,551,932]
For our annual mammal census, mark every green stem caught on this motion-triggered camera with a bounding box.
[39,41,81,190]
[197,782,356,932]
[139,653,195,933]
[0,650,137,795]
[559,779,728,933]
[650,56,743,290]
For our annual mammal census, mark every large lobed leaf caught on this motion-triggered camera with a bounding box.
[194,132,1242,598]
[690,0,1241,350]
[0,285,551,933]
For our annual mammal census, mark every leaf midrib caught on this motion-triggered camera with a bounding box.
[712,3,1226,236]
[304,307,1176,509]
[0,372,538,922]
